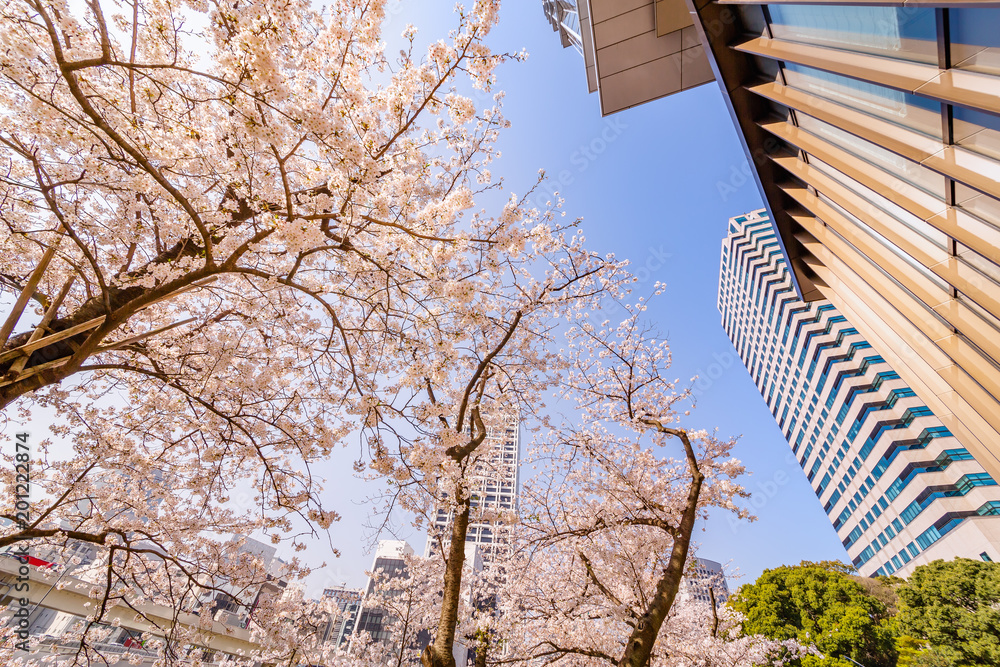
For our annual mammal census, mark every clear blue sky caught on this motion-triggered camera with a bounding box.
[308,3,850,593]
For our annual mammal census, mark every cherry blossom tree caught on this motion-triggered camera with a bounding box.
[242,584,348,667]
[493,308,805,667]
[0,3,794,667]
[360,221,625,667]
[0,0,629,663]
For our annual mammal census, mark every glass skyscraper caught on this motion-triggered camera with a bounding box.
[720,210,1000,576]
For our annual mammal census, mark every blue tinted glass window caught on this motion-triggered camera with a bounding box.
[767,4,937,64]
[951,7,1000,76]
[953,105,1000,162]
[783,63,941,138]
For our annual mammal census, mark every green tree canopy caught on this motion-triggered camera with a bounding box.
[728,561,897,667]
[896,558,1000,667]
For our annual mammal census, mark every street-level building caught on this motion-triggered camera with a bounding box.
[720,210,1000,576]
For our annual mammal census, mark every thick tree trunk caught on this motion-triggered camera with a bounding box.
[422,498,472,667]
[0,183,263,408]
[618,426,704,667]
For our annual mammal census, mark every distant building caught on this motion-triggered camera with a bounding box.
[353,540,415,646]
[427,413,520,569]
[719,210,1000,576]
[206,536,289,629]
[323,586,364,646]
[679,558,729,606]
[323,584,363,645]
[323,584,362,607]
[343,540,479,666]
[0,533,263,661]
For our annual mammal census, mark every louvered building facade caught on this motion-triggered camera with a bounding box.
[693,1,1000,483]
[720,210,1000,576]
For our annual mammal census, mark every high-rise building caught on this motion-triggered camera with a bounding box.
[324,584,363,606]
[720,210,1000,576]
[679,557,730,606]
[323,585,363,646]
[354,540,414,645]
[427,414,521,568]
[690,1,1000,481]
[545,0,1000,483]
[542,0,714,115]
[542,0,1000,575]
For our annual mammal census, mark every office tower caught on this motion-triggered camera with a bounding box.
[542,0,713,114]
[427,414,520,567]
[323,585,363,646]
[679,557,730,606]
[691,1,1000,481]
[324,584,363,606]
[719,210,1000,577]
[363,541,413,595]
[353,540,415,645]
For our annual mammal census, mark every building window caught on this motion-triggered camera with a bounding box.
[797,116,947,201]
[956,473,998,495]
[766,4,937,64]
[978,501,1000,516]
[782,63,942,139]
[953,105,1000,162]
[950,7,1000,76]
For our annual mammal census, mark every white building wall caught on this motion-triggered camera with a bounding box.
[679,557,729,606]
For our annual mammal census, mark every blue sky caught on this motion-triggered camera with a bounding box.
[308,3,850,593]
